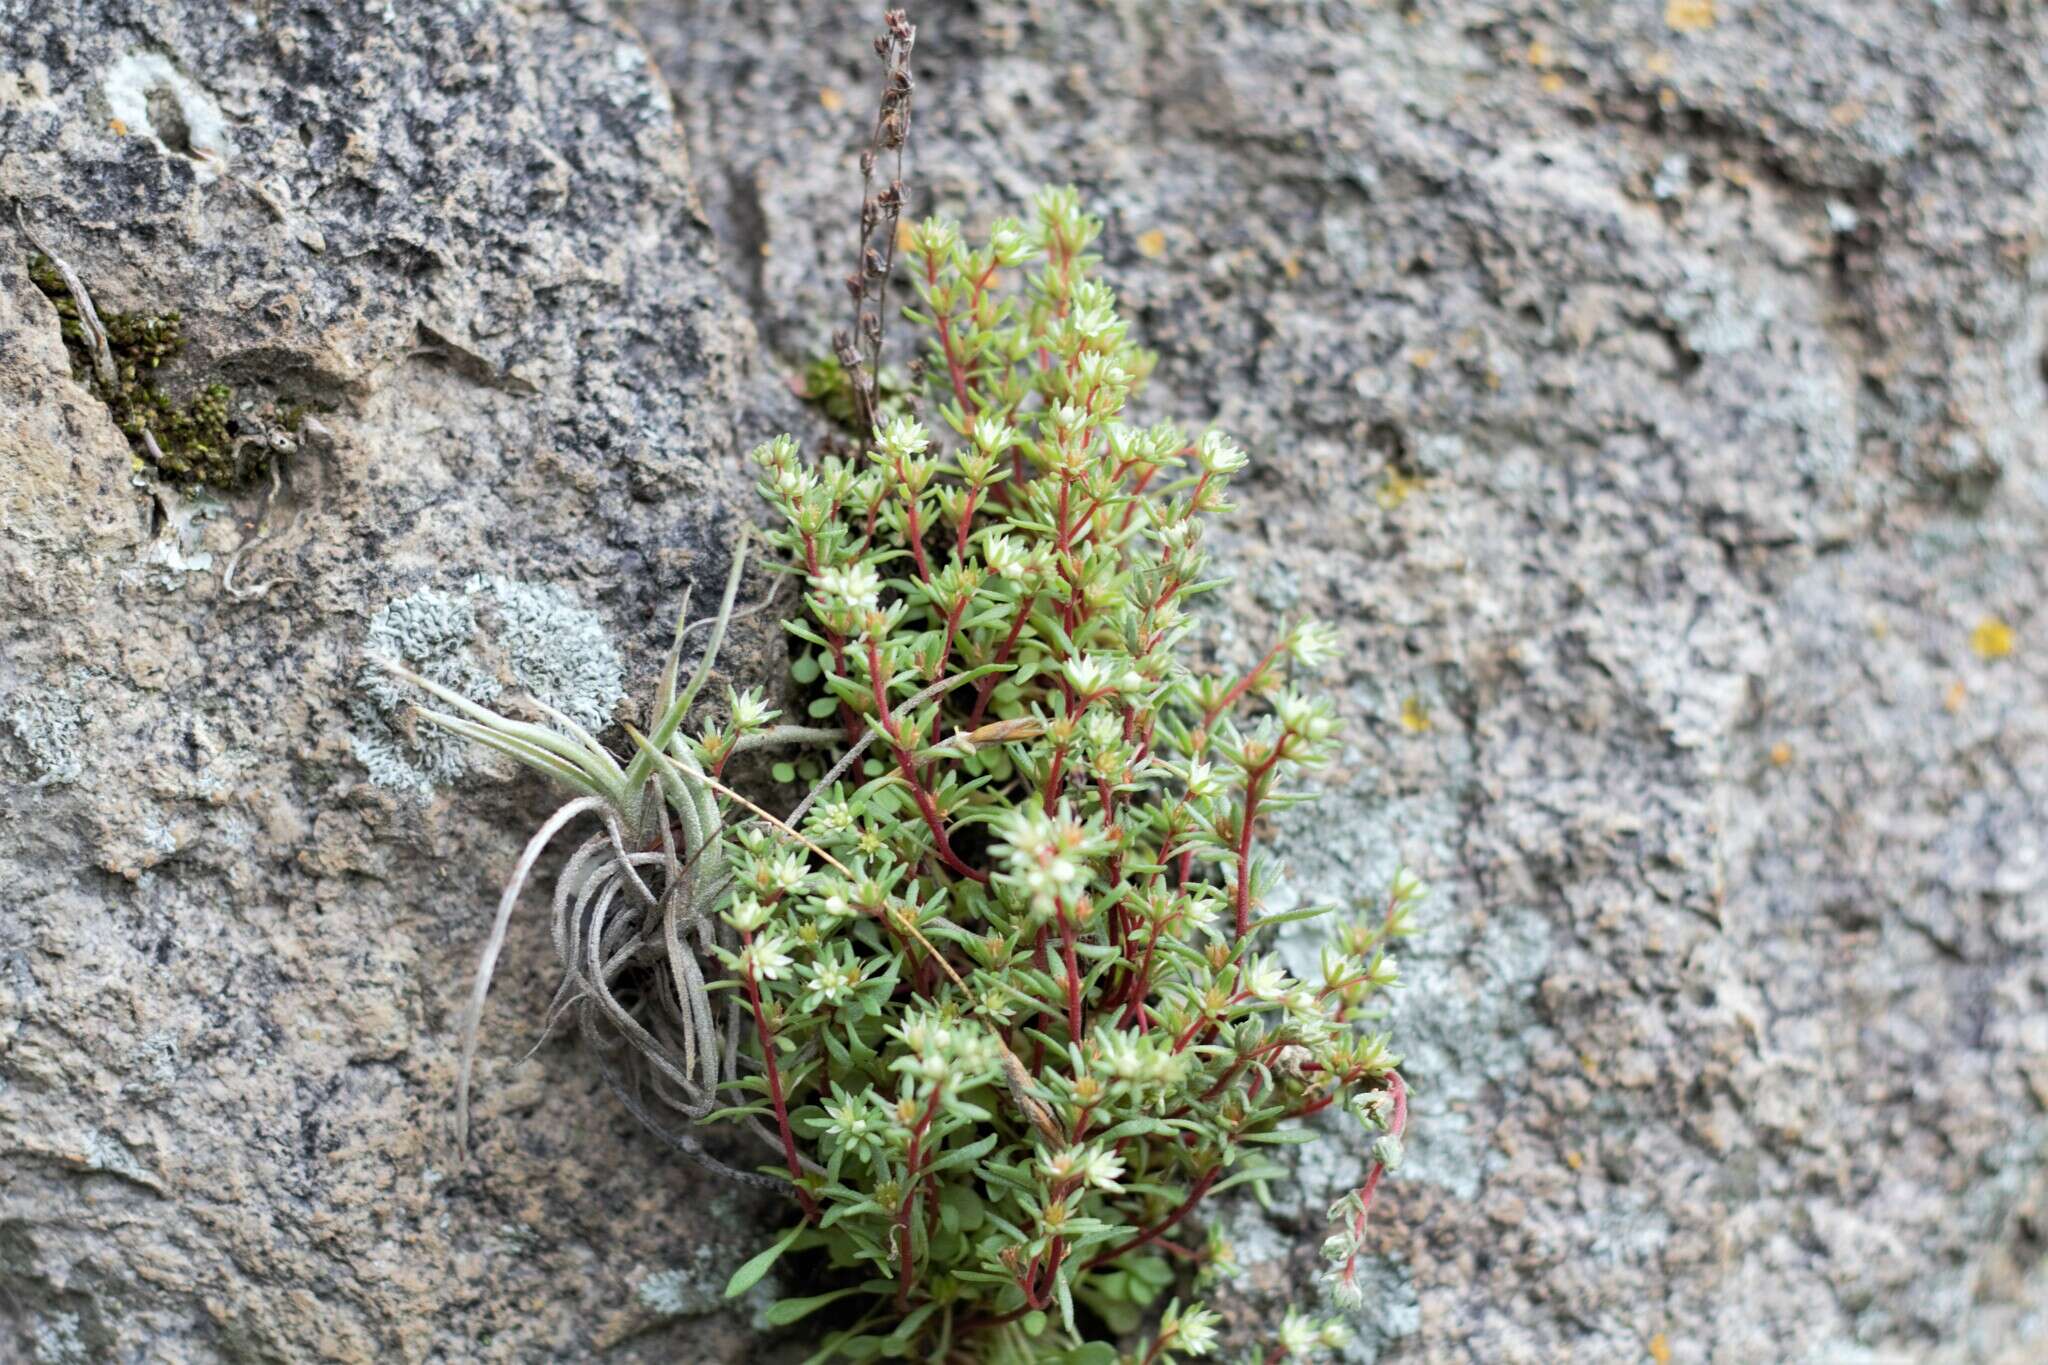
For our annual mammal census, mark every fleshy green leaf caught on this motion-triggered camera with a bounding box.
[725,1222,805,1299]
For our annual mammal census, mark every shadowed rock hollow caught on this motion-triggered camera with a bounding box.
[4,1,2045,1361]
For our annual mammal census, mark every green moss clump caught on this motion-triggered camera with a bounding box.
[27,253,257,488]
[802,351,914,434]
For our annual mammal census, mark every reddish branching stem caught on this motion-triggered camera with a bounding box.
[740,930,818,1219]
[1335,1071,1408,1295]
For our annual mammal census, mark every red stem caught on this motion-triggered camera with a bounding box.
[904,492,932,582]
[1057,900,1084,1042]
[1337,1071,1409,1293]
[1202,635,1290,732]
[938,596,966,669]
[1231,743,1286,937]
[1042,746,1066,815]
[1084,1166,1220,1269]
[867,638,988,882]
[967,593,1036,728]
[927,253,978,420]
[739,935,817,1219]
[955,487,980,559]
[895,1085,945,1312]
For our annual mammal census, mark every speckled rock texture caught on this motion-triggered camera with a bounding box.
[2,1,778,1360]
[3,0,2044,1362]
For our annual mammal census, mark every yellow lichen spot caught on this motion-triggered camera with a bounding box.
[1944,680,1968,714]
[1829,99,1864,127]
[1644,51,1675,78]
[109,116,128,135]
[1527,40,1553,67]
[1648,1334,1672,1364]
[1377,470,1425,510]
[1484,369,1503,390]
[1136,229,1167,259]
[1579,1052,1601,1079]
[1665,0,1715,33]
[1659,87,1681,113]
[1769,741,1793,767]
[1281,254,1302,281]
[1564,1149,1585,1171]
[1541,73,1568,94]
[1399,696,1432,733]
[897,220,916,252]
[1408,347,1438,369]
[1971,616,2014,660]
[818,87,845,112]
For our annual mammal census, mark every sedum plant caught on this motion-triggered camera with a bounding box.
[374,14,1420,1363]
[383,186,1419,1363]
[727,189,1417,1362]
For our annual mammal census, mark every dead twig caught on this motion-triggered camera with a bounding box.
[834,9,916,441]
[16,206,117,389]
[221,450,298,601]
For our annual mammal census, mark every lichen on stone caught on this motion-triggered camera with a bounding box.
[2,689,87,786]
[351,577,624,798]
[350,589,501,798]
[635,1261,723,1319]
[29,1312,88,1365]
[464,574,626,733]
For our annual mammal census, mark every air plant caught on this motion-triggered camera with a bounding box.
[376,540,832,1185]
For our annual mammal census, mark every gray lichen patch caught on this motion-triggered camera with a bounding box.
[463,575,626,733]
[350,577,625,798]
[1263,778,1538,1205]
[28,1311,88,1365]
[634,1246,730,1320]
[350,590,499,798]
[2,688,88,786]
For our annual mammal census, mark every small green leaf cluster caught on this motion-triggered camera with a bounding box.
[716,187,1420,1362]
[802,351,915,435]
[27,253,255,488]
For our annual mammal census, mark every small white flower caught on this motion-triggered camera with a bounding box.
[745,931,794,982]
[1196,429,1249,475]
[1079,1146,1126,1192]
[767,848,810,894]
[981,532,1030,581]
[1171,1304,1222,1356]
[986,216,1031,264]
[1063,654,1113,696]
[971,414,1016,455]
[909,216,960,259]
[814,562,882,610]
[876,414,930,461]
[1290,619,1340,671]
[728,686,779,731]
[1278,1308,1318,1354]
[1243,954,1291,1000]
[724,895,773,934]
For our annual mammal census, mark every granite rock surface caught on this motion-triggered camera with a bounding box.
[5,1,2046,1361]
